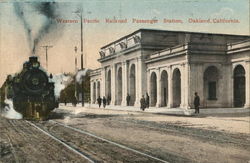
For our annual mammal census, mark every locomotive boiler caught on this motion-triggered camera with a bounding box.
[4,56,58,120]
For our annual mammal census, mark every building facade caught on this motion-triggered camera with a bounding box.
[90,29,250,109]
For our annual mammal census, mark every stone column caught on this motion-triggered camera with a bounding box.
[180,63,191,109]
[156,68,161,107]
[188,63,204,108]
[90,81,94,104]
[220,64,230,107]
[197,64,204,108]
[134,57,142,107]
[121,61,128,106]
[225,64,233,107]
[167,66,173,108]
[101,68,105,97]
[244,61,250,109]
[185,63,191,109]
[110,64,116,105]
[95,80,99,104]
[179,64,185,108]
[99,79,102,98]
[141,58,147,100]
[146,69,150,107]
[230,74,234,107]
[105,68,109,98]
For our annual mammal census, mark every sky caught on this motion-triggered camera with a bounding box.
[0,0,249,85]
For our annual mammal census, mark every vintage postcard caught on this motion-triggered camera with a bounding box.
[0,0,249,162]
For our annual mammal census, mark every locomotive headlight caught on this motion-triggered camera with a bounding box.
[32,78,39,85]
[32,62,39,68]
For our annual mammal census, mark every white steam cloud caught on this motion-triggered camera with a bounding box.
[1,99,23,119]
[51,74,72,99]
[76,69,89,83]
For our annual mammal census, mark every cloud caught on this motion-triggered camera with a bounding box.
[151,9,161,15]
[211,7,234,18]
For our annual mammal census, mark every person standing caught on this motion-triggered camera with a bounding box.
[102,96,107,108]
[140,95,146,111]
[126,93,130,106]
[72,96,77,107]
[194,92,200,114]
[107,94,111,105]
[97,96,102,108]
[145,92,150,108]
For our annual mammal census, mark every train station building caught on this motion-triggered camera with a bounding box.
[90,29,250,109]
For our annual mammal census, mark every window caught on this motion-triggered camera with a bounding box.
[208,81,217,100]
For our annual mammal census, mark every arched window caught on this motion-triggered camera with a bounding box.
[129,64,136,106]
[204,66,219,100]
[106,70,111,102]
[233,65,245,107]
[160,70,168,107]
[116,67,122,105]
[150,72,157,107]
[173,68,181,107]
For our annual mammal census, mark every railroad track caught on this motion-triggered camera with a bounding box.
[3,119,92,163]
[27,120,169,163]
[26,120,95,163]
[5,133,19,163]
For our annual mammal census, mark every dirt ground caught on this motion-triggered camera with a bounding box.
[57,106,250,134]
[54,106,250,163]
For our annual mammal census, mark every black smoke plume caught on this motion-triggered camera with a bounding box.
[32,2,58,54]
[13,2,61,55]
[13,3,32,51]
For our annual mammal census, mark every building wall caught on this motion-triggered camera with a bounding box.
[228,45,250,108]
[91,29,250,109]
[189,63,231,108]
[90,69,102,104]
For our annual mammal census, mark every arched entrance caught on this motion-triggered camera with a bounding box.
[233,65,245,107]
[172,68,181,107]
[106,70,111,102]
[116,67,122,105]
[161,70,168,107]
[204,66,219,103]
[150,72,157,107]
[93,82,96,103]
[129,64,136,106]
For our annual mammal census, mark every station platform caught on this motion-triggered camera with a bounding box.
[60,103,250,116]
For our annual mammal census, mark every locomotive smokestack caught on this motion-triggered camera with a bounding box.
[29,56,38,63]
[28,56,40,68]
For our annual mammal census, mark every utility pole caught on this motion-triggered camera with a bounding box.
[41,45,53,70]
[74,9,84,106]
[80,11,84,107]
[74,46,78,102]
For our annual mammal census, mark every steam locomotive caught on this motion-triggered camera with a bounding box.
[2,56,58,120]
